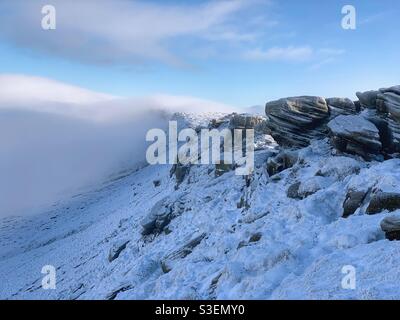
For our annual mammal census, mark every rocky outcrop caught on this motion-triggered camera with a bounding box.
[108,240,130,262]
[286,177,328,200]
[161,233,207,273]
[380,215,400,241]
[377,86,400,152]
[266,150,298,176]
[326,98,359,118]
[287,182,301,199]
[229,114,267,131]
[263,85,400,157]
[170,163,190,186]
[355,86,400,153]
[327,115,382,159]
[141,195,187,236]
[377,86,400,119]
[141,198,172,236]
[366,192,400,215]
[356,90,379,109]
[265,96,329,147]
[342,190,368,218]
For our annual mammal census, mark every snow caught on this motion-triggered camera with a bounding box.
[1,113,400,300]
[327,114,379,136]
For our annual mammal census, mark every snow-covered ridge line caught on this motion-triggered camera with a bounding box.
[1,84,400,300]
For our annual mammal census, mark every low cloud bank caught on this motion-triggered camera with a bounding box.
[0,75,235,216]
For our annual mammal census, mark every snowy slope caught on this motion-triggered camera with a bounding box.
[1,113,400,300]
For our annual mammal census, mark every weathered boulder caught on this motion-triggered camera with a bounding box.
[342,190,368,218]
[161,233,206,273]
[377,86,400,121]
[327,115,382,159]
[353,86,400,153]
[388,119,400,152]
[265,96,329,147]
[237,232,263,249]
[380,215,400,241]
[287,182,301,199]
[153,180,161,187]
[141,195,187,236]
[356,90,379,108]
[267,150,298,176]
[364,112,394,152]
[298,176,330,198]
[229,113,266,130]
[141,198,172,236]
[170,163,190,185]
[376,86,400,152]
[366,192,400,215]
[326,98,359,118]
[287,177,329,200]
[108,240,130,262]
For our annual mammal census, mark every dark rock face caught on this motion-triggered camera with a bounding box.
[170,163,190,185]
[141,195,187,236]
[376,86,400,152]
[286,177,325,200]
[141,198,172,236]
[287,182,301,199]
[326,98,359,118]
[266,151,298,176]
[153,180,161,187]
[265,96,329,147]
[108,240,130,262]
[355,86,400,153]
[229,114,266,130]
[366,192,400,215]
[342,190,368,218]
[377,86,400,120]
[327,115,382,159]
[356,90,379,108]
[249,232,262,243]
[161,233,206,273]
[365,114,393,152]
[380,215,400,241]
[263,85,400,156]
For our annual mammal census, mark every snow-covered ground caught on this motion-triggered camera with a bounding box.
[1,113,400,300]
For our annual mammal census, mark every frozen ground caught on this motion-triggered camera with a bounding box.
[1,115,400,300]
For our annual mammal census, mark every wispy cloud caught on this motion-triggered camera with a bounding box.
[0,0,272,66]
[318,48,346,56]
[243,46,314,62]
[309,47,346,70]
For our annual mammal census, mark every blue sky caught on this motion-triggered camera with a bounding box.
[0,0,399,107]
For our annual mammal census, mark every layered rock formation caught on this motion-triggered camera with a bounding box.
[265,85,400,160]
[357,86,400,152]
[327,115,382,159]
[381,215,400,241]
[265,96,329,147]
[326,97,359,118]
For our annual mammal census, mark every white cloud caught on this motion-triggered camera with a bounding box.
[0,74,114,104]
[309,48,346,70]
[308,58,335,71]
[243,46,314,62]
[0,0,271,66]
[0,74,236,216]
